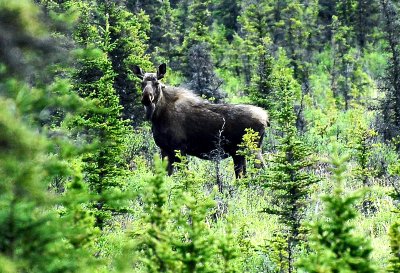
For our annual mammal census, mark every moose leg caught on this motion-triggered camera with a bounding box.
[161,149,182,175]
[232,154,246,179]
[161,150,175,175]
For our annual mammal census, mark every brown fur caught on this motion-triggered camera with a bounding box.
[133,64,269,178]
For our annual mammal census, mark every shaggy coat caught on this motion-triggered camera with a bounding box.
[133,64,269,178]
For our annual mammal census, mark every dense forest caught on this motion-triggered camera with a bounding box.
[1,0,400,272]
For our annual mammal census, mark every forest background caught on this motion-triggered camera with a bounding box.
[1,0,400,272]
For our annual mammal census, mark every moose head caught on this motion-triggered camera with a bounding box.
[132,63,166,120]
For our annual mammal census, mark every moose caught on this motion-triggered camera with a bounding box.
[133,63,269,178]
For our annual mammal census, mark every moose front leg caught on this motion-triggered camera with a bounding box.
[161,150,174,175]
[161,149,182,175]
[232,154,246,179]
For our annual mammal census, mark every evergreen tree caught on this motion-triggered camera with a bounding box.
[136,157,177,273]
[178,0,225,100]
[150,0,181,68]
[126,0,175,60]
[279,0,318,92]
[181,0,213,52]
[348,115,378,215]
[0,1,98,271]
[298,154,375,273]
[330,15,353,109]
[379,0,400,148]
[97,0,152,123]
[246,38,275,110]
[318,0,338,43]
[213,0,240,42]
[136,156,240,273]
[261,54,317,273]
[237,0,273,86]
[186,42,225,101]
[0,85,96,273]
[73,2,131,229]
[329,15,372,110]
[354,0,380,48]
[172,193,218,273]
[388,222,400,272]
[335,0,379,49]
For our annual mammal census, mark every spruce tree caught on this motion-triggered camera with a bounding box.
[388,222,400,272]
[73,2,131,229]
[279,0,318,92]
[379,0,400,148]
[348,116,377,215]
[330,15,353,109]
[137,157,177,273]
[186,42,225,101]
[261,55,317,273]
[181,0,213,52]
[237,0,273,86]
[298,154,375,273]
[97,0,152,123]
[213,0,240,42]
[334,0,379,49]
[127,0,176,62]
[179,0,225,101]
[0,1,98,271]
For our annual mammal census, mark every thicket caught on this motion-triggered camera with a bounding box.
[1,0,400,272]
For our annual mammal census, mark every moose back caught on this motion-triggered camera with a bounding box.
[133,63,269,178]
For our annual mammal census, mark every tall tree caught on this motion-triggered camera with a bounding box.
[136,156,240,273]
[73,2,131,229]
[181,0,213,52]
[354,0,380,48]
[261,54,317,273]
[0,1,98,271]
[213,0,241,42]
[186,43,225,101]
[180,0,225,100]
[97,0,152,124]
[379,0,400,147]
[236,0,276,102]
[279,0,318,93]
[126,0,175,60]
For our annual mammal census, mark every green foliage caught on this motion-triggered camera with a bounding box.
[181,0,212,51]
[388,222,400,273]
[136,156,240,273]
[99,1,152,122]
[298,153,375,273]
[236,128,263,185]
[348,111,378,188]
[0,2,98,272]
[237,0,273,88]
[388,160,400,272]
[259,52,317,272]
[55,0,135,230]
[136,157,175,272]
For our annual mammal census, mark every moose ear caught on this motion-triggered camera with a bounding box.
[132,65,144,79]
[157,63,167,80]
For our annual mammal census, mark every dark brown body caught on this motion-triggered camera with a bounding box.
[133,64,269,178]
